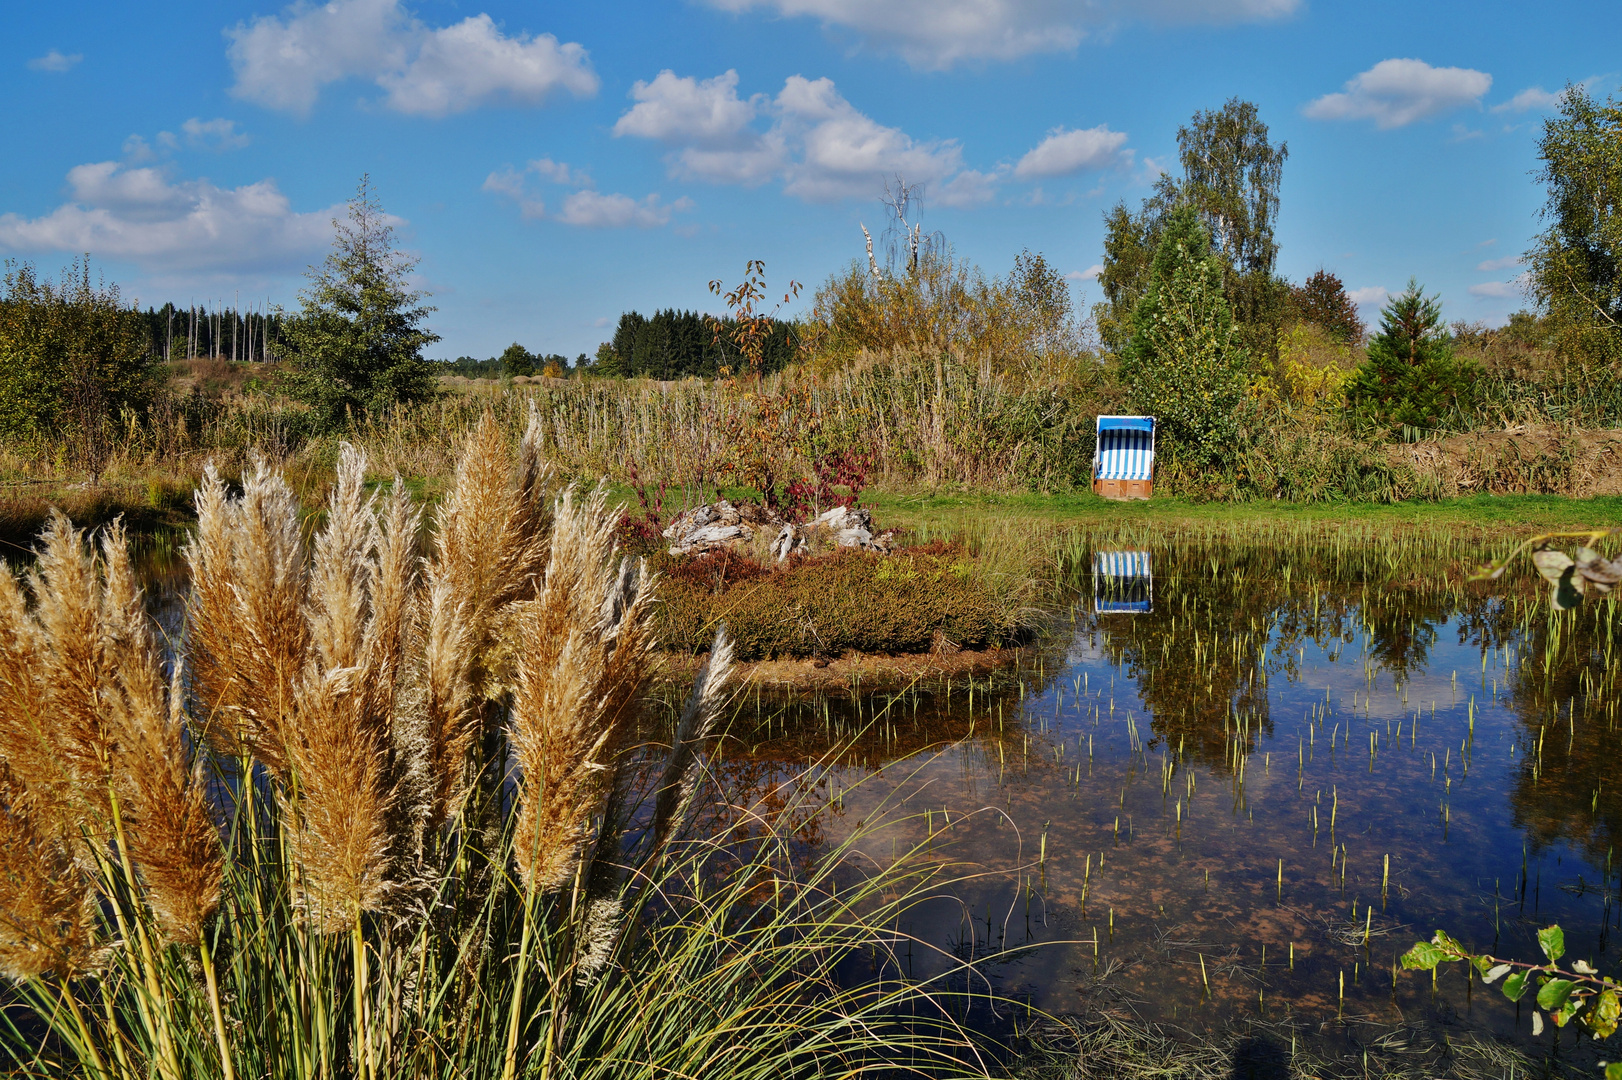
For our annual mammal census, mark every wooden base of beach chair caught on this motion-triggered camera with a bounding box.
[1094,478,1152,501]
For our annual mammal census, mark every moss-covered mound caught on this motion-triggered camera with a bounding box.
[651,541,1003,661]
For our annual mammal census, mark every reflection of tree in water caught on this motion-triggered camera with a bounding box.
[1503,601,1622,866]
[1089,542,1466,773]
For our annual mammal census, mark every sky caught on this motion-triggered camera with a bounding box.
[2,0,1617,361]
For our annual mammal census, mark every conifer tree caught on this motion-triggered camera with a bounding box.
[1345,279,1479,431]
[280,177,438,429]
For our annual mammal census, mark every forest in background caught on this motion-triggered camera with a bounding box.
[0,87,1617,535]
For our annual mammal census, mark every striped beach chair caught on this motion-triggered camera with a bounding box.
[1094,550,1152,614]
[1092,415,1155,500]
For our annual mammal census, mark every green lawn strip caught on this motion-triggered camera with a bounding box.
[859,489,1622,535]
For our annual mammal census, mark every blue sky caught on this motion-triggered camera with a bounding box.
[3,0,1616,360]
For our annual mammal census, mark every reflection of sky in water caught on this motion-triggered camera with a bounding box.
[731,561,1621,1063]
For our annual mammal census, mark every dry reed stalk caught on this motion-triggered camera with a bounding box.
[650,627,736,851]
[280,447,420,930]
[186,455,308,774]
[415,407,552,831]
[509,485,656,892]
[0,516,221,954]
[0,764,95,981]
[96,523,223,945]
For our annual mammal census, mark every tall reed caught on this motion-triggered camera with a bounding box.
[0,412,1001,1080]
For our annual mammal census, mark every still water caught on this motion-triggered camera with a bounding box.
[704,538,1622,1070]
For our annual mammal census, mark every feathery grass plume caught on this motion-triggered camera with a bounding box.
[186,455,308,774]
[22,514,119,849]
[416,406,552,831]
[282,446,418,930]
[649,626,736,851]
[509,485,657,892]
[0,764,95,982]
[95,522,223,945]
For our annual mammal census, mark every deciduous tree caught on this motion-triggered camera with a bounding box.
[1527,85,1622,366]
[1117,207,1251,465]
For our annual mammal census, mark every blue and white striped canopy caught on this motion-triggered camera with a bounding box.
[1094,550,1152,614]
[1093,415,1156,481]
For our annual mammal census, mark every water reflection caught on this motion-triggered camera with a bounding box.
[697,540,1621,1068]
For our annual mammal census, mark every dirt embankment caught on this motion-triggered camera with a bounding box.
[1389,427,1622,497]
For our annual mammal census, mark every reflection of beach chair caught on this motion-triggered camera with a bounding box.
[1095,550,1152,614]
[1092,416,1155,500]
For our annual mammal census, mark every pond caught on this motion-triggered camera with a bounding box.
[701,534,1622,1073]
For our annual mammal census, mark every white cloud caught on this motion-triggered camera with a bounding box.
[0,161,340,272]
[182,118,252,150]
[28,49,82,73]
[1303,59,1492,129]
[613,70,760,146]
[481,168,546,220]
[934,169,1001,207]
[528,158,589,186]
[1014,124,1129,179]
[484,160,689,228]
[698,0,1299,70]
[779,75,963,200]
[1492,86,1562,114]
[555,191,691,229]
[226,0,596,117]
[1476,254,1521,272]
[1066,264,1103,281]
[1348,285,1389,309]
[1468,277,1526,299]
[615,70,975,203]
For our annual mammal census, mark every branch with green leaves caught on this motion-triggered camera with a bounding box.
[1403,925,1622,1071]
[1471,528,1622,610]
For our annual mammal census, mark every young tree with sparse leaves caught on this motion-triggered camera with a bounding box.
[280,177,438,429]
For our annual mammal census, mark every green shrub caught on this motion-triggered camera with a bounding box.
[1345,279,1480,432]
[653,543,1003,660]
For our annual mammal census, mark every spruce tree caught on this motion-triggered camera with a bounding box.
[1345,279,1479,431]
[1117,206,1251,465]
[280,177,438,429]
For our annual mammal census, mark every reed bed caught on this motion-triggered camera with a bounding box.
[0,410,1010,1080]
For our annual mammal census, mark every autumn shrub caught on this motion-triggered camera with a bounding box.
[653,542,1004,660]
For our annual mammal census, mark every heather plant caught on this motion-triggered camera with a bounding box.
[0,412,1000,1080]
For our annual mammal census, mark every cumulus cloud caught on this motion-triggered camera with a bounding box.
[483,159,689,228]
[28,49,82,72]
[0,161,339,272]
[1303,59,1492,129]
[1066,264,1103,281]
[615,70,979,203]
[698,0,1299,70]
[614,70,761,146]
[227,0,596,117]
[1014,124,1129,179]
[555,191,692,229]
[1476,254,1521,272]
[183,118,252,150]
[1491,86,1562,114]
[1347,285,1389,310]
[1468,277,1526,299]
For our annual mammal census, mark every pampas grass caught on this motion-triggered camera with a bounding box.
[0,411,1004,1080]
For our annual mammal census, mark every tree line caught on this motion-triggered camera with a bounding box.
[590,308,800,379]
[135,302,284,363]
[1094,86,1620,462]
